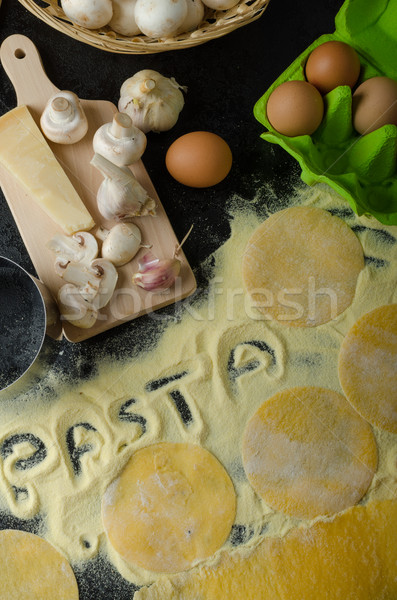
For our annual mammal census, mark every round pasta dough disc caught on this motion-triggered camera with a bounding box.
[338,304,397,432]
[0,529,79,599]
[242,386,377,519]
[102,442,236,573]
[242,206,364,327]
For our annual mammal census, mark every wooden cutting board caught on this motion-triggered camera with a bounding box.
[0,34,197,342]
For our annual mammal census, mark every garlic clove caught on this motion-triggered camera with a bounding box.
[139,251,161,271]
[132,251,181,292]
[57,283,98,329]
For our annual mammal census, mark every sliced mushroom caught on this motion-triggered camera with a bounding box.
[97,222,143,266]
[58,283,98,329]
[47,231,98,265]
[54,259,102,302]
[90,259,118,309]
[92,258,119,309]
[54,258,118,309]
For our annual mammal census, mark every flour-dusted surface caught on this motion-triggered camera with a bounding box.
[339,304,397,433]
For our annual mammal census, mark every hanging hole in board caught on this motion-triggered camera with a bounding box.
[14,48,26,59]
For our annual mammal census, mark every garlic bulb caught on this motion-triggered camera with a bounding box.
[91,153,156,220]
[118,70,186,133]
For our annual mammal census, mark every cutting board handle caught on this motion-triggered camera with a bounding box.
[0,34,57,119]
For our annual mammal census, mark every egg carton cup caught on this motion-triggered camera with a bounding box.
[254,0,397,226]
[18,0,270,54]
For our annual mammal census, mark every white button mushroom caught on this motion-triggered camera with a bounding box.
[201,0,239,9]
[178,0,205,34]
[61,0,113,29]
[134,0,188,38]
[109,0,141,36]
[58,284,98,329]
[40,91,88,145]
[93,112,147,167]
[98,223,143,266]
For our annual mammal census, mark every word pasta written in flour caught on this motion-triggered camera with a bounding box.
[0,339,277,516]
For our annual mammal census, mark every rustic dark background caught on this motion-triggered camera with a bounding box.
[0,1,344,598]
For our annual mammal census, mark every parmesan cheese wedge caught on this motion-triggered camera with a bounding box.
[0,105,95,234]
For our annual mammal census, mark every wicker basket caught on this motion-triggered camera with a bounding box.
[17,0,270,54]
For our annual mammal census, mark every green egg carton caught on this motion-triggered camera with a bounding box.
[254,0,397,225]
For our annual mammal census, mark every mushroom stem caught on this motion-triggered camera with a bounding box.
[140,79,156,93]
[96,226,110,242]
[91,152,133,187]
[109,112,135,139]
[50,97,73,122]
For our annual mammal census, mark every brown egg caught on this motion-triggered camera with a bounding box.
[165,131,232,188]
[266,80,324,137]
[305,40,361,95]
[352,76,397,134]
